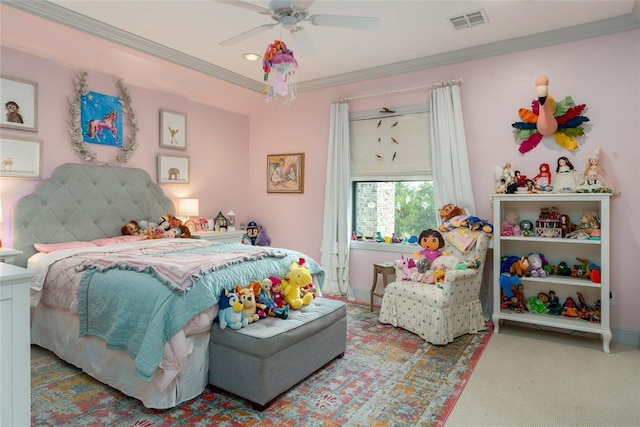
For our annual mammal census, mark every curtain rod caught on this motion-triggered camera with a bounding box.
[336,78,463,103]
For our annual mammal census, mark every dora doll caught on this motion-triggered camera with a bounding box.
[414,229,445,262]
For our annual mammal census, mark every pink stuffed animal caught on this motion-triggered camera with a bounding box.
[398,254,417,280]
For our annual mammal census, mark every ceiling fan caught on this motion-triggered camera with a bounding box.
[216,0,380,55]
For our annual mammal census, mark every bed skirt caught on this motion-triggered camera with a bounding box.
[31,305,209,409]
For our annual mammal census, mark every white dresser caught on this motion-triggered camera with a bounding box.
[190,230,245,243]
[1,262,34,427]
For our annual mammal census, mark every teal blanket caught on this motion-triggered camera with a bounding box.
[78,243,324,382]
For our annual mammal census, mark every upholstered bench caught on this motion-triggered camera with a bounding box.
[209,297,347,410]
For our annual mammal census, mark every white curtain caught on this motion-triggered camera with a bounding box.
[430,83,476,213]
[320,102,354,298]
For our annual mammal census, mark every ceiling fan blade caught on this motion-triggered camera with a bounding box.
[291,0,315,8]
[308,14,380,30]
[213,0,272,14]
[290,26,317,55]
[220,23,279,46]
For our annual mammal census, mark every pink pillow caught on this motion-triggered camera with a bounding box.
[34,241,97,253]
[91,235,147,246]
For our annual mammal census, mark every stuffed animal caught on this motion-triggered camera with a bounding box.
[121,220,146,236]
[216,289,248,330]
[281,258,314,309]
[242,221,260,245]
[236,282,268,323]
[169,214,191,238]
[437,204,465,232]
[510,256,529,277]
[254,228,271,246]
[501,212,520,236]
[527,253,547,278]
[157,214,178,238]
[398,254,417,280]
[464,216,494,234]
[269,276,288,310]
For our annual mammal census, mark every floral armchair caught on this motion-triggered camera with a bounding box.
[378,232,489,345]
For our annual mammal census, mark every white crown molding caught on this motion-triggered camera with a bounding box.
[5,1,639,94]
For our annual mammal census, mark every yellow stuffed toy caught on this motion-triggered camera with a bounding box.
[281,258,314,310]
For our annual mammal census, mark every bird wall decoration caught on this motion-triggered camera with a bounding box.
[512,75,590,154]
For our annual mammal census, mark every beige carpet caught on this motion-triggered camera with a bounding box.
[445,322,640,426]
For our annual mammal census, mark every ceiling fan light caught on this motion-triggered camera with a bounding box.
[243,52,261,61]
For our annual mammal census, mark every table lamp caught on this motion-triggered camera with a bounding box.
[177,198,199,220]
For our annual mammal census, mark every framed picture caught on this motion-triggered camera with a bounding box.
[267,153,304,194]
[157,154,189,184]
[160,109,186,149]
[1,75,38,132]
[0,135,42,179]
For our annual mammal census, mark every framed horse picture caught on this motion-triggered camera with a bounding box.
[160,110,187,150]
[0,135,42,179]
[80,90,123,146]
[158,154,189,184]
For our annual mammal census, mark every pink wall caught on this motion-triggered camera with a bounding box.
[1,21,638,334]
[0,47,253,232]
[250,30,640,333]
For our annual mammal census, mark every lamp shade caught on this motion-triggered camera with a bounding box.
[177,198,199,217]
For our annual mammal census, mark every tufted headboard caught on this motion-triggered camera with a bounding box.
[12,163,175,267]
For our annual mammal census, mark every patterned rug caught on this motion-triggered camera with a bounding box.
[31,302,491,427]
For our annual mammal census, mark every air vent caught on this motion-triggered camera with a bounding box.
[448,9,488,30]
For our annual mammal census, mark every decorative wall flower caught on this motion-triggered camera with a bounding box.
[512,76,590,154]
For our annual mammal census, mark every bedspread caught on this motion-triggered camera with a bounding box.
[73,242,324,383]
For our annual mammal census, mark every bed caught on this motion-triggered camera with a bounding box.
[13,163,324,409]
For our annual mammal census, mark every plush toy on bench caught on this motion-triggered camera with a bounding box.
[217,289,248,330]
[282,258,314,309]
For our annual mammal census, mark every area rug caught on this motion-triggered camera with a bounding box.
[31,302,491,427]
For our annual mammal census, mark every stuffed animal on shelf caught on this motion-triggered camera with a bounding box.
[216,289,248,330]
[527,253,547,278]
[509,256,529,277]
[547,290,563,315]
[282,258,314,309]
[501,212,520,236]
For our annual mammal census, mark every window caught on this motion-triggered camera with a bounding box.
[352,180,437,241]
[350,106,438,242]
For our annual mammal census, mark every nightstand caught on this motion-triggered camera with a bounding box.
[1,262,34,427]
[190,230,245,243]
[370,262,396,312]
[0,247,22,265]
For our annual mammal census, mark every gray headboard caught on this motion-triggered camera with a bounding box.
[12,163,175,267]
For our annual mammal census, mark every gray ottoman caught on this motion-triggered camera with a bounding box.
[209,297,347,410]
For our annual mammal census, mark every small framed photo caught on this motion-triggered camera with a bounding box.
[267,153,304,194]
[0,135,43,179]
[160,109,186,150]
[158,154,189,184]
[1,75,38,132]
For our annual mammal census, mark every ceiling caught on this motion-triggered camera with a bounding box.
[2,0,639,95]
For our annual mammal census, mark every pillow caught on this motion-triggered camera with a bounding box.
[91,235,147,246]
[34,241,97,253]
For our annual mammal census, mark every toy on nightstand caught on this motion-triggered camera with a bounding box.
[242,221,260,245]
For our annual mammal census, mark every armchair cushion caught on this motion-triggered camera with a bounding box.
[379,232,489,345]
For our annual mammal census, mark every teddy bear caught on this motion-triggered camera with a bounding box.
[501,211,520,236]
